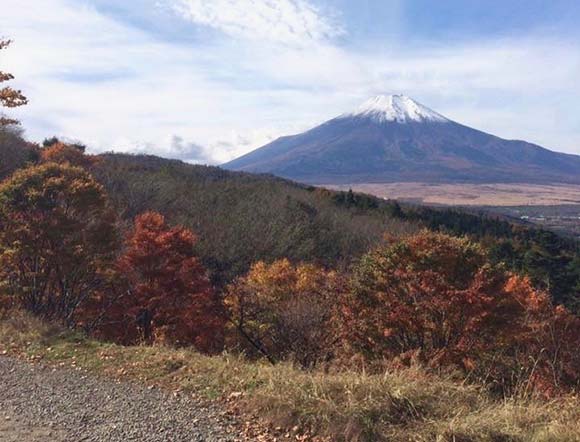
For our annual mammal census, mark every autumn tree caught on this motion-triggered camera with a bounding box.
[0,126,38,179]
[40,141,96,169]
[343,231,494,365]
[500,277,580,396]
[340,230,579,393]
[0,163,118,324]
[0,39,27,126]
[226,259,344,367]
[104,212,223,352]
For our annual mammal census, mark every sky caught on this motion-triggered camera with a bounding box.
[1,0,580,163]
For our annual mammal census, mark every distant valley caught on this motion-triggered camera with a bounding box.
[327,182,580,238]
[326,182,580,207]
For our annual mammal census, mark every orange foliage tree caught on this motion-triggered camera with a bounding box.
[226,259,344,367]
[40,141,96,169]
[0,40,27,126]
[0,163,118,324]
[501,276,580,396]
[341,230,579,394]
[101,212,224,352]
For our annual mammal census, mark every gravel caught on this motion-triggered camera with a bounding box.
[0,356,242,441]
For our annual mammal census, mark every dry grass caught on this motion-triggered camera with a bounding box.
[1,311,579,442]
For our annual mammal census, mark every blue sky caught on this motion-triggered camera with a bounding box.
[1,0,580,162]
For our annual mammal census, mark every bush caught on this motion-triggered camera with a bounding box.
[340,230,580,395]
[226,259,344,367]
[40,141,96,169]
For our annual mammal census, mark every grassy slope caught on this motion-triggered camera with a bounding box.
[1,311,578,442]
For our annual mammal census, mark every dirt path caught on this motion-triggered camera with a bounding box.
[0,356,241,441]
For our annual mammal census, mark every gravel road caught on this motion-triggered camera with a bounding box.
[0,356,241,441]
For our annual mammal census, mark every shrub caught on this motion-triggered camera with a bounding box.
[40,141,96,169]
[226,259,344,367]
[340,230,579,394]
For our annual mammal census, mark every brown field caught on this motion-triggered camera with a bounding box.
[325,182,580,206]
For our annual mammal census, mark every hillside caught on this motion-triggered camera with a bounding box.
[88,154,579,310]
[1,130,578,310]
[92,154,414,284]
[224,95,580,184]
[1,136,580,442]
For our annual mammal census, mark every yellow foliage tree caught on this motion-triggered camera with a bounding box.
[226,259,344,367]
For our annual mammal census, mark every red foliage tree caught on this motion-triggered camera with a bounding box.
[101,212,224,352]
[502,277,580,396]
[340,231,580,394]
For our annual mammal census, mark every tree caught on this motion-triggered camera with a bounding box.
[226,259,344,367]
[40,141,96,169]
[500,276,580,396]
[0,126,38,179]
[106,212,223,352]
[0,40,27,126]
[0,163,118,324]
[340,230,579,394]
[43,136,87,152]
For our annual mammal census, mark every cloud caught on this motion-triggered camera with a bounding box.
[169,135,208,162]
[119,135,210,163]
[168,0,343,46]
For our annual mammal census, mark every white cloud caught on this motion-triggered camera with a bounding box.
[168,0,343,46]
[127,135,210,163]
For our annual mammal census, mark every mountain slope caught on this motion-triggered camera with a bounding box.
[223,95,580,184]
[93,154,414,284]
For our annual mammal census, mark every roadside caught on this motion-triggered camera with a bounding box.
[1,311,578,442]
[0,355,240,442]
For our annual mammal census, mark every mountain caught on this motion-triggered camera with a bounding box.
[223,95,580,184]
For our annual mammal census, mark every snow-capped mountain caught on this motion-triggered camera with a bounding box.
[223,95,580,184]
[344,95,449,124]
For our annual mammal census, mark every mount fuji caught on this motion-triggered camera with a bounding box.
[223,95,580,184]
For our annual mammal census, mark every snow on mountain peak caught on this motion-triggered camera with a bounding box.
[346,94,449,123]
